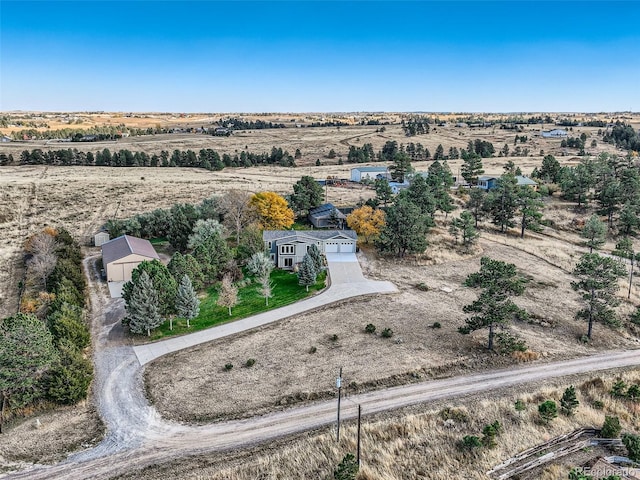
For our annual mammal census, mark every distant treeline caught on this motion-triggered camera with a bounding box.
[603,123,640,151]
[14,146,296,169]
[347,139,497,164]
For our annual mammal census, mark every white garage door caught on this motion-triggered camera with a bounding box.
[325,242,339,253]
[338,241,355,253]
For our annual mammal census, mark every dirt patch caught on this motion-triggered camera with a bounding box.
[0,402,104,471]
[145,233,639,423]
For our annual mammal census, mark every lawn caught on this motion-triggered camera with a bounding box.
[151,269,327,340]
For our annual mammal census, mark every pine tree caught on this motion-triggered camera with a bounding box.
[486,174,519,233]
[176,274,200,327]
[538,400,558,424]
[461,156,484,185]
[517,186,544,238]
[307,243,324,271]
[124,271,163,337]
[216,274,238,316]
[560,385,579,416]
[581,215,607,252]
[297,254,317,292]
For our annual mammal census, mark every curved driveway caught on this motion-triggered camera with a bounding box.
[3,254,639,480]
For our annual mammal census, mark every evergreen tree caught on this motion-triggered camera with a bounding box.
[247,252,274,279]
[187,218,224,250]
[307,243,324,272]
[168,252,205,291]
[405,176,436,217]
[297,254,317,292]
[465,188,487,228]
[176,274,200,327]
[538,154,561,183]
[459,257,527,351]
[124,271,163,336]
[376,197,431,257]
[461,156,484,185]
[517,186,544,238]
[449,211,478,247]
[486,174,519,233]
[560,385,579,416]
[0,313,57,433]
[623,433,640,462]
[334,453,359,480]
[571,253,627,340]
[45,339,92,405]
[581,215,607,253]
[192,231,232,285]
[389,152,412,182]
[374,178,394,206]
[290,175,324,216]
[122,260,177,316]
[618,202,640,236]
[538,400,558,424]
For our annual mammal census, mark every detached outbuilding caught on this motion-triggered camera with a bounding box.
[94,231,110,247]
[101,235,160,283]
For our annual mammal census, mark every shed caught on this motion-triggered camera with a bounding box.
[101,235,160,282]
[350,166,388,182]
[94,231,110,247]
[309,203,347,228]
[541,129,568,138]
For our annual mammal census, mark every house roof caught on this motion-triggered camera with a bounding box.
[309,203,347,219]
[101,235,160,265]
[515,175,538,186]
[478,175,498,182]
[263,230,357,242]
[351,166,388,173]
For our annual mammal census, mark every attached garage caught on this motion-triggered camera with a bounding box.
[337,240,355,253]
[325,242,339,253]
[101,235,160,283]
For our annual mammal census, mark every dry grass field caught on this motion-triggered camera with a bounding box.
[1,114,639,476]
[119,370,640,480]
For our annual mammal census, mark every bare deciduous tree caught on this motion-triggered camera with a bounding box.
[219,190,255,244]
[216,274,238,315]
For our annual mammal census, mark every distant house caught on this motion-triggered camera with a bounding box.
[101,235,160,283]
[93,231,110,247]
[389,181,410,194]
[541,129,568,138]
[1,136,12,143]
[213,127,231,136]
[263,230,357,269]
[308,203,347,229]
[477,175,538,191]
[350,166,388,182]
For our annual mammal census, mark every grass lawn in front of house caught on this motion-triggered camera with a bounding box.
[150,269,327,340]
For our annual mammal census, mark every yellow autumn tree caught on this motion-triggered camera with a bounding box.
[250,191,295,230]
[346,205,386,243]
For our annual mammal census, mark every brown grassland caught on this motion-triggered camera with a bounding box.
[1,114,640,478]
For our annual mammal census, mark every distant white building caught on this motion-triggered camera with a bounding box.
[350,166,388,182]
[541,129,568,138]
[1,136,12,143]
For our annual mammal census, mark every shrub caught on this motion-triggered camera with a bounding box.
[415,282,429,291]
[481,421,502,448]
[309,346,317,354]
[626,384,640,401]
[334,453,358,480]
[495,331,527,355]
[592,400,605,410]
[245,358,256,368]
[439,407,469,423]
[330,334,339,342]
[514,399,526,413]
[610,379,627,398]
[224,363,233,371]
[431,322,442,329]
[538,400,558,424]
[458,435,482,451]
[600,416,621,439]
[631,307,640,325]
[381,328,393,338]
[622,433,640,462]
[365,323,376,334]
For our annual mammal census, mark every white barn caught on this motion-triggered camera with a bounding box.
[101,235,160,282]
[350,166,388,182]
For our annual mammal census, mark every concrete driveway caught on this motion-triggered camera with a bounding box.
[133,253,396,365]
[107,281,125,298]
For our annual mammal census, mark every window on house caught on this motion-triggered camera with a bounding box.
[280,245,294,254]
[284,258,293,267]
[268,241,272,249]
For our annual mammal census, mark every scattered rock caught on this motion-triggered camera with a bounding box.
[440,286,453,293]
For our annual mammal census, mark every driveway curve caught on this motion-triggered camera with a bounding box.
[133,253,397,365]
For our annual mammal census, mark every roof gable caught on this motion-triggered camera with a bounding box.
[263,229,357,242]
[101,235,160,265]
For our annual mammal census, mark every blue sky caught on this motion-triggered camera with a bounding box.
[1,1,639,112]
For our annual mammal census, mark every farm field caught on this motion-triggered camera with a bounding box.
[1,116,640,479]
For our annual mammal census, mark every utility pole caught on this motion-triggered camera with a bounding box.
[356,404,362,466]
[336,367,342,442]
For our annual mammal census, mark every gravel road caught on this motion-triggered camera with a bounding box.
[2,256,638,480]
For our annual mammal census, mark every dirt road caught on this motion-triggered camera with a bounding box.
[3,257,639,480]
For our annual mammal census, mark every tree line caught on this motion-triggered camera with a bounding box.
[14,146,296,169]
[1,228,92,432]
